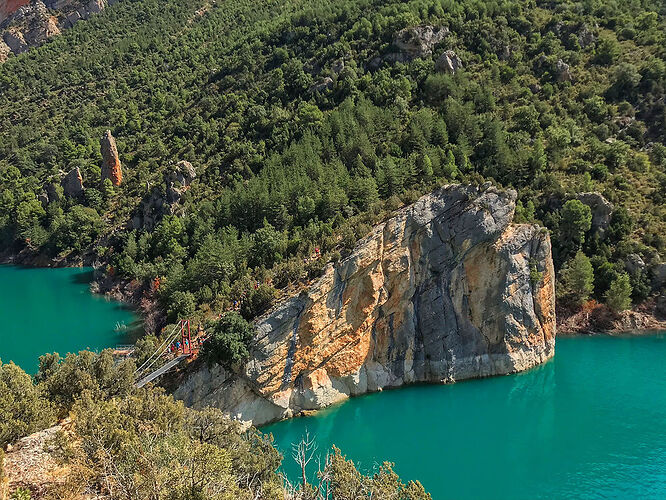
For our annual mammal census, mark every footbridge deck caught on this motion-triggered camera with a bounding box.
[136,354,188,388]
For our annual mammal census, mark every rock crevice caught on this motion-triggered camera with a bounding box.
[174,185,556,426]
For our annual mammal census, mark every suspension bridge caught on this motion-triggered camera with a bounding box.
[132,319,199,388]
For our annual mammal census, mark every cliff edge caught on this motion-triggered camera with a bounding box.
[174,184,556,426]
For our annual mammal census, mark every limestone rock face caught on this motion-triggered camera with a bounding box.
[1,1,60,57]
[373,25,449,66]
[436,50,462,74]
[0,0,30,25]
[393,25,448,59]
[134,160,196,230]
[174,185,556,426]
[61,167,84,197]
[0,38,10,62]
[308,77,334,94]
[576,192,613,235]
[0,0,119,62]
[100,129,122,186]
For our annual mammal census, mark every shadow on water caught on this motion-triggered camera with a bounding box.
[69,268,95,284]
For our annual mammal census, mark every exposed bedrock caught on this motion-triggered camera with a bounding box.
[174,184,556,426]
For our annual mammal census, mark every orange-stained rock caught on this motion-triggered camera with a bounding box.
[174,184,557,426]
[100,129,122,186]
[1,1,121,62]
[0,0,29,24]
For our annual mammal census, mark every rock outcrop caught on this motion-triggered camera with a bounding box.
[0,0,31,24]
[61,167,84,197]
[308,77,334,94]
[2,422,72,497]
[393,25,448,59]
[174,184,556,426]
[575,192,613,235]
[435,50,462,74]
[0,1,60,61]
[100,129,122,186]
[371,25,449,67]
[555,59,572,82]
[0,0,119,62]
[133,160,196,230]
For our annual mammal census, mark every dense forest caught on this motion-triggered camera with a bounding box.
[1,0,665,497]
[1,0,665,328]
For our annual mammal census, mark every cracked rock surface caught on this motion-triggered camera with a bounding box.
[174,184,556,426]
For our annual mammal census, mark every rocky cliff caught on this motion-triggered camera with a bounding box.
[174,184,556,426]
[0,0,119,62]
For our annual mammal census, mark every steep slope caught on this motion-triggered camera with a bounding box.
[174,184,556,425]
[0,0,664,340]
[0,0,119,62]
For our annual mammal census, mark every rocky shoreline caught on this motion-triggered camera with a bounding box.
[557,297,666,336]
[0,247,164,335]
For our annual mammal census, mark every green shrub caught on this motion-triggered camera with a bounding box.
[202,313,256,369]
[0,361,54,447]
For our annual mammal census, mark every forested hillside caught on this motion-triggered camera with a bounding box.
[1,0,665,326]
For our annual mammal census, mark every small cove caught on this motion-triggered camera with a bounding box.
[0,265,139,373]
[264,334,666,499]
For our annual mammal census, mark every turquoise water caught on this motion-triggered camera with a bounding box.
[265,334,666,499]
[0,265,139,373]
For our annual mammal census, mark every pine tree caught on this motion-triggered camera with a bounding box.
[560,251,594,306]
[605,273,632,313]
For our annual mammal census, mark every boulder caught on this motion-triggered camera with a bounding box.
[100,129,122,186]
[164,160,195,205]
[625,254,646,276]
[165,160,196,187]
[435,50,462,74]
[577,24,596,48]
[555,59,572,82]
[575,192,613,235]
[308,77,333,94]
[174,184,556,426]
[61,167,84,197]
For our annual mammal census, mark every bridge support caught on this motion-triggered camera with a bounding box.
[180,319,192,355]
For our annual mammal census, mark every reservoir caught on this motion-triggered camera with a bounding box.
[0,265,139,373]
[1,264,663,498]
[265,334,666,499]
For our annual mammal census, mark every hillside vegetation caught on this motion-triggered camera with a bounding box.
[0,352,430,499]
[0,0,665,326]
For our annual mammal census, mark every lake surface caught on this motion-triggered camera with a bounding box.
[265,334,666,499]
[0,265,139,373]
